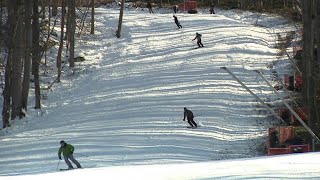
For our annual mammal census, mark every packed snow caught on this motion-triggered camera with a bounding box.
[1,6,319,179]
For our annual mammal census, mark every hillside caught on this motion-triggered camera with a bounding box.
[0,7,305,178]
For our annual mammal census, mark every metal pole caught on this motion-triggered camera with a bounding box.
[74,152,88,157]
[285,50,301,73]
[220,67,285,124]
[255,69,320,143]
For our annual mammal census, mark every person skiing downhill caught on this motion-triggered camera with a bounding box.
[58,140,82,169]
[147,1,154,13]
[192,32,204,48]
[173,5,178,13]
[209,3,215,14]
[173,15,182,29]
[183,107,198,127]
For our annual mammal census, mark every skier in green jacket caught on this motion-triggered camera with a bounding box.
[58,140,82,169]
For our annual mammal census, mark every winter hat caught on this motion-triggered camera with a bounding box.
[184,107,187,111]
[60,140,65,145]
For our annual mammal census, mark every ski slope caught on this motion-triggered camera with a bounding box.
[2,6,319,179]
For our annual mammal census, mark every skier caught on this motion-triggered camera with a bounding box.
[146,1,154,13]
[58,140,82,169]
[173,5,178,13]
[192,32,204,48]
[183,107,198,128]
[173,15,182,29]
[209,3,215,14]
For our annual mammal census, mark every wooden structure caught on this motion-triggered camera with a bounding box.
[268,126,310,155]
[178,0,197,12]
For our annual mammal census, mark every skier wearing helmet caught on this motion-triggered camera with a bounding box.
[58,140,82,169]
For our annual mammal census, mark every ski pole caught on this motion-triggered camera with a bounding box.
[56,160,61,170]
[74,152,88,157]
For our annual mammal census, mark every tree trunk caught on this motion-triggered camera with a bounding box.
[315,0,320,128]
[68,0,75,67]
[11,1,24,119]
[21,0,33,113]
[116,0,125,38]
[302,0,318,135]
[2,0,18,127]
[33,0,41,109]
[90,0,95,34]
[57,0,66,82]
[0,4,2,28]
[2,56,12,128]
[316,0,320,64]
[52,0,58,16]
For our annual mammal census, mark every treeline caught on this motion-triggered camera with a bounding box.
[0,0,95,128]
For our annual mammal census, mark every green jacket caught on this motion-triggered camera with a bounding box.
[58,143,74,158]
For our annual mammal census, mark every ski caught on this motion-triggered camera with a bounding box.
[59,168,71,171]
[59,168,80,171]
[192,46,204,50]
[187,126,198,128]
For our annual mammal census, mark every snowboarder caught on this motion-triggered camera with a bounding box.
[192,32,204,48]
[173,15,182,29]
[209,3,215,14]
[147,1,154,14]
[58,140,82,169]
[183,107,198,127]
[173,5,178,13]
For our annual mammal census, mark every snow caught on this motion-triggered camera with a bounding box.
[1,6,320,179]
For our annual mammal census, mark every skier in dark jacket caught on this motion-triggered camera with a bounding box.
[173,15,182,29]
[183,107,198,127]
[173,5,178,13]
[209,3,215,14]
[58,140,82,169]
[147,1,154,13]
[192,32,204,48]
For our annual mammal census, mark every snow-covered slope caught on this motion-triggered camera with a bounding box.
[1,7,315,179]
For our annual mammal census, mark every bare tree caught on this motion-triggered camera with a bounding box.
[52,0,58,16]
[90,0,95,34]
[21,0,33,113]
[57,0,66,82]
[2,0,17,127]
[316,0,320,64]
[301,0,319,135]
[68,0,75,67]
[116,0,125,38]
[10,1,24,119]
[33,0,41,109]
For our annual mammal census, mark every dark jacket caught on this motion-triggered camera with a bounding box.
[58,143,74,158]
[184,109,194,121]
[173,16,179,23]
[193,33,202,41]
